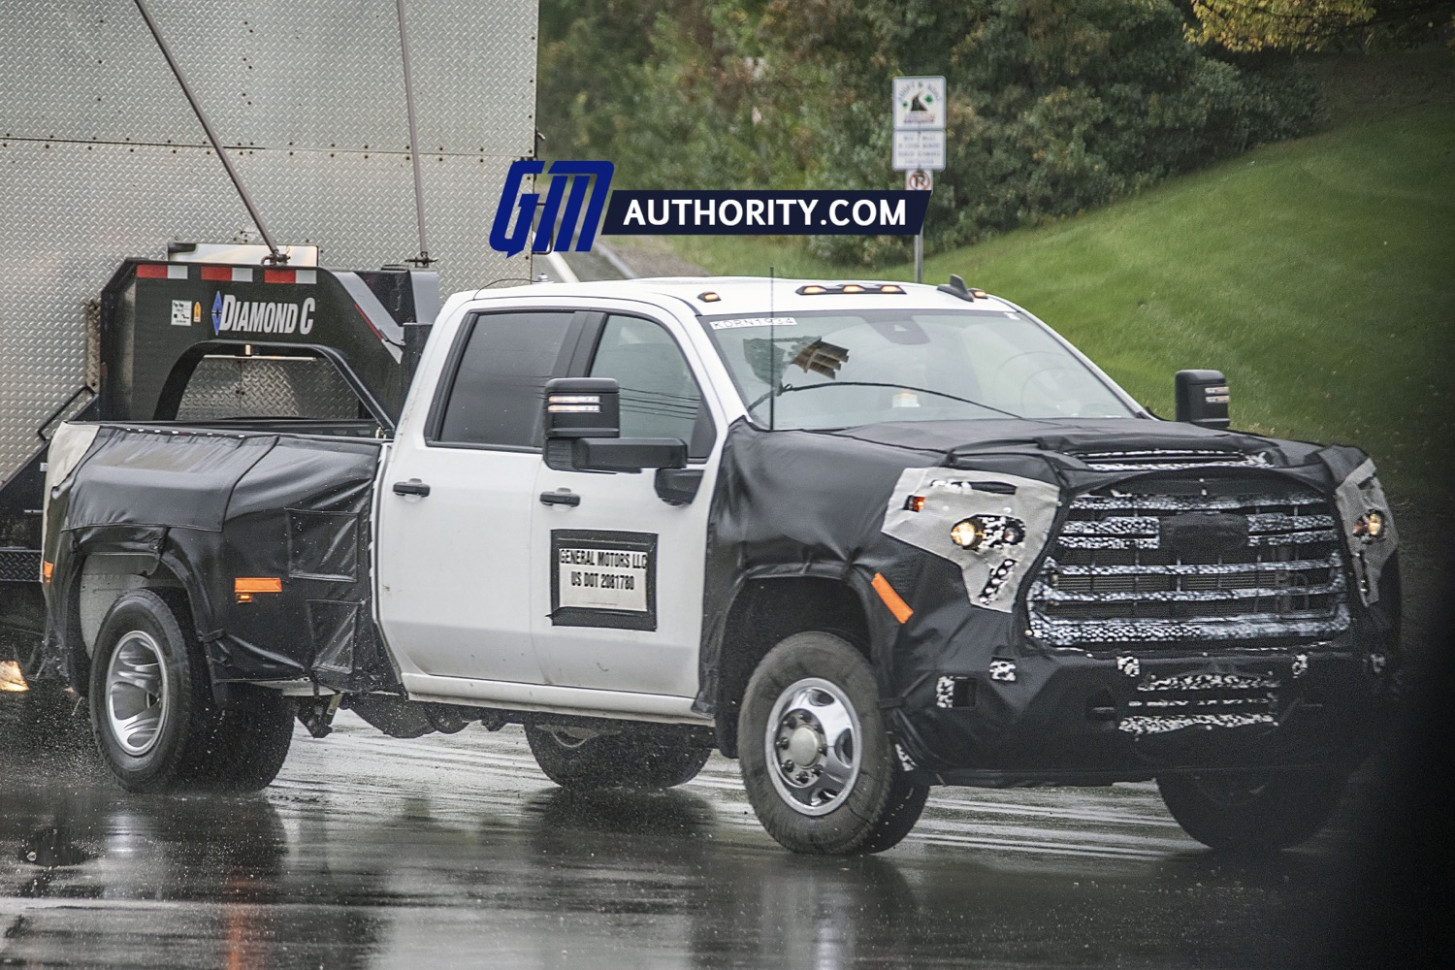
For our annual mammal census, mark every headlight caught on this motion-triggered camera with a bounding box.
[950,515,1026,551]
[1353,510,1387,542]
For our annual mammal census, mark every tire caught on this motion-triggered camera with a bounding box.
[738,631,928,855]
[525,724,711,790]
[182,685,295,792]
[89,589,292,793]
[1157,769,1348,853]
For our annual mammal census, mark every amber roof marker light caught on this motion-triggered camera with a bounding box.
[795,282,907,296]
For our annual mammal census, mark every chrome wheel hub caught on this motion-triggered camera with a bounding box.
[765,677,861,816]
[105,631,169,757]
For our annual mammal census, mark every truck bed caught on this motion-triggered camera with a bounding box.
[43,422,396,694]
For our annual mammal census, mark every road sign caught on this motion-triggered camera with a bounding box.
[905,169,933,191]
[892,130,945,171]
[892,76,946,129]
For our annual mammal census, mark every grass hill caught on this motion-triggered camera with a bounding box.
[664,55,1454,506]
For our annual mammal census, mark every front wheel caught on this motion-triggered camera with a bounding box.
[1157,770,1348,852]
[525,724,711,791]
[738,632,928,855]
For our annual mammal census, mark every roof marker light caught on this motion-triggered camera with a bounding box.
[795,283,906,296]
[698,291,721,302]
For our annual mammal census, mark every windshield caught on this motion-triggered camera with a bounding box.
[701,308,1138,430]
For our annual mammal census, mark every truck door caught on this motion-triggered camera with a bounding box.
[377,309,584,686]
[532,312,720,698]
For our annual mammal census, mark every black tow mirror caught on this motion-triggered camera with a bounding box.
[544,377,688,473]
[544,377,620,438]
[1174,369,1230,430]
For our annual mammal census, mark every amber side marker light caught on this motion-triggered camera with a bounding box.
[235,577,283,602]
[42,560,53,583]
[871,572,914,624]
[904,495,926,512]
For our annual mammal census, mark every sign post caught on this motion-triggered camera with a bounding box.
[892,76,945,284]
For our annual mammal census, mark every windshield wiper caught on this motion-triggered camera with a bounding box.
[749,381,1023,419]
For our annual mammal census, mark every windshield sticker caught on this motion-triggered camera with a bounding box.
[709,316,798,330]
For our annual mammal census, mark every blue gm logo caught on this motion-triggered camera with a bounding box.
[490,160,614,257]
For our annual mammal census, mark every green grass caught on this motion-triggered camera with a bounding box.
[669,96,1455,506]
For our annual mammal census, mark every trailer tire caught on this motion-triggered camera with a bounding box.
[1157,769,1348,853]
[525,724,710,791]
[89,589,291,793]
[738,631,927,855]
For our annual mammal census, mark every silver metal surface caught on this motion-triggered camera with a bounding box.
[0,0,538,480]
[766,677,861,817]
[176,356,358,421]
[105,630,170,757]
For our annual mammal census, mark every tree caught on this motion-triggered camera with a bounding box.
[1184,1,1453,52]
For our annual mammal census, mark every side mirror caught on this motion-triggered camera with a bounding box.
[544,377,620,438]
[543,377,687,473]
[1174,369,1230,430]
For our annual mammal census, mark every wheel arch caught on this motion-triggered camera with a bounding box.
[711,573,878,757]
[59,544,206,698]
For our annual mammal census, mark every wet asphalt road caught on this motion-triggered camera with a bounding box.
[0,703,1437,970]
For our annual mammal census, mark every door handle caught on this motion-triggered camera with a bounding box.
[539,490,580,507]
[392,480,431,497]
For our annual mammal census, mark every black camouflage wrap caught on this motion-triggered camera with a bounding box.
[700,416,1399,785]
[42,425,397,695]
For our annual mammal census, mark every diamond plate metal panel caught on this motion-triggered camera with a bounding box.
[0,1,537,151]
[0,1,536,482]
[177,357,358,421]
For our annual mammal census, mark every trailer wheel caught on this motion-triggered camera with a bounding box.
[738,631,928,855]
[89,589,291,793]
[525,724,711,790]
[1157,770,1348,852]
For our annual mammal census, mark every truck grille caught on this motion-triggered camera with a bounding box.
[1029,479,1350,649]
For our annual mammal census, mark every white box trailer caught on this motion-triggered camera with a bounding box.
[0,0,539,663]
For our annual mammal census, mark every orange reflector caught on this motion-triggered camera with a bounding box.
[234,577,283,594]
[871,572,914,624]
[904,495,926,512]
[42,560,53,583]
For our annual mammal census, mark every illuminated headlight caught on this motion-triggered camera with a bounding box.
[950,515,1026,551]
[1353,510,1387,542]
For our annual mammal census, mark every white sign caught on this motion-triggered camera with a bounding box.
[556,545,650,613]
[893,76,946,129]
[893,129,945,171]
[905,169,933,191]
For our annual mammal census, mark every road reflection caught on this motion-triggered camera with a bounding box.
[0,719,1378,970]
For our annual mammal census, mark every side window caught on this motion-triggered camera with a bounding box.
[435,311,576,448]
[588,315,716,459]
